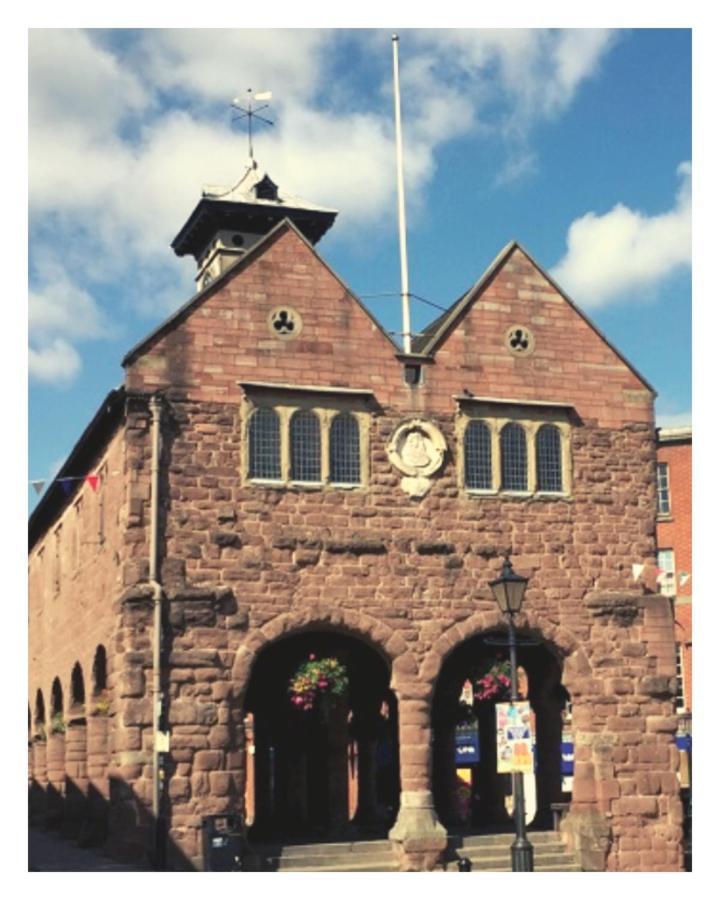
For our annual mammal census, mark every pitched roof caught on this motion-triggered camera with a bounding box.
[412,240,656,395]
[28,387,126,549]
[123,217,401,368]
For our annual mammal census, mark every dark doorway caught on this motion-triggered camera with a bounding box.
[244,630,400,842]
[431,630,569,833]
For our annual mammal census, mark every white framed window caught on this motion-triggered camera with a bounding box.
[657,462,671,516]
[657,548,676,596]
[675,644,686,712]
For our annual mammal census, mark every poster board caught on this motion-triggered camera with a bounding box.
[496,701,533,773]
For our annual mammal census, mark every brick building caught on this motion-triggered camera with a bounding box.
[656,427,692,786]
[28,162,684,871]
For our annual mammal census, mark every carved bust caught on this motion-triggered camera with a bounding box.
[387,419,446,497]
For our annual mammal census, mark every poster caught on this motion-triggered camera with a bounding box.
[496,701,534,774]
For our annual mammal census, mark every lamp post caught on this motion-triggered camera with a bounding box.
[489,555,534,872]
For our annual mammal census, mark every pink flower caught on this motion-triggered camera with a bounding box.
[309,654,316,661]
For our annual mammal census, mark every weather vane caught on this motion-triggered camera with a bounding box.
[231,89,274,167]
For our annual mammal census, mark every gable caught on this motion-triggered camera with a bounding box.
[124,222,404,404]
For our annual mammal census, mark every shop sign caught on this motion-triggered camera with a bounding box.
[496,701,533,774]
[455,723,480,764]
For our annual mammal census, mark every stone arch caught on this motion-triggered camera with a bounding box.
[69,662,86,717]
[86,645,110,843]
[50,677,64,721]
[46,677,66,827]
[231,605,412,703]
[92,645,108,696]
[419,608,588,702]
[34,689,46,736]
[232,607,409,840]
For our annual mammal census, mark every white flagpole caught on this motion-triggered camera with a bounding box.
[392,34,412,354]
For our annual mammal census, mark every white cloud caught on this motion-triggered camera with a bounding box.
[656,410,692,429]
[29,258,108,341]
[28,28,619,384]
[551,162,692,308]
[29,339,82,385]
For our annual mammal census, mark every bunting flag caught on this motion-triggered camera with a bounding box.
[29,472,102,495]
[679,572,691,587]
[632,563,645,582]
[655,568,666,583]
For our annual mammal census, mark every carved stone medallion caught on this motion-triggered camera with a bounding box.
[387,419,447,498]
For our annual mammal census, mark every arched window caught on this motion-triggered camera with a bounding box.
[35,690,46,730]
[536,424,563,492]
[93,645,107,695]
[290,410,321,482]
[500,423,527,491]
[248,408,281,480]
[464,420,492,490]
[329,413,361,484]
[51,678,63,718]
[71,662,85,712]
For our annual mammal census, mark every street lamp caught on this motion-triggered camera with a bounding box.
[489,555,534,872]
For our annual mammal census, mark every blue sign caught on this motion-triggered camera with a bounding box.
[455,725,480,765]
[561,740,574,776]
[675,734,691,753]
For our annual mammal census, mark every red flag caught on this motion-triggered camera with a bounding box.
[85,474,100,492]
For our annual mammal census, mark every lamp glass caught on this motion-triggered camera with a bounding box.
[489,559,528,615]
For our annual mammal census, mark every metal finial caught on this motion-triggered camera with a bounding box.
[231,89,274,164]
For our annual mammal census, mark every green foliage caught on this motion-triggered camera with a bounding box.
[49,712,66,735]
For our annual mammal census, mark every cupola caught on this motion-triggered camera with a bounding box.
[171,162,338,292]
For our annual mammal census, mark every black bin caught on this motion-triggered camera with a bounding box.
[201,814,245,871]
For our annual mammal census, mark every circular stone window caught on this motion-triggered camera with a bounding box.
[504,324,535,356]
[268,306,303,340]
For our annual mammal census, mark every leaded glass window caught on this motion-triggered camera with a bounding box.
[536,424,563,492]
[464,420,492,490]
[500,423,527,491]
[330,413,361,484]
[248,407,281,480]
[290,410,321,482]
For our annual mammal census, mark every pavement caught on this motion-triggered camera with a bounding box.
[28,828,147,872]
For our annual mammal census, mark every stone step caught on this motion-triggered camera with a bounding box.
[448,830,563,849]
[262,838,394,859]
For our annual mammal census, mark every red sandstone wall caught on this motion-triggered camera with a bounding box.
[125,232,653,428]
[29,227,679,870]
[28,426,126,722]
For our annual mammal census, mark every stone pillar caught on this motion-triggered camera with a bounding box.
[29,738,48,824]
[85,713,110,844]
[45,731,66,828]
[63,718,89,836]
[388,691,446,871]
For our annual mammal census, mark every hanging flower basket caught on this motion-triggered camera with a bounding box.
[288,654,349,712]
[473,659,511,702]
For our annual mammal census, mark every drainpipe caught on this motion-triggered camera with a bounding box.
[149,394,166,866]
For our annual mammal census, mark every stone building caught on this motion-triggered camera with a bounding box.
[656,426,692,788]
[28,161,683,871]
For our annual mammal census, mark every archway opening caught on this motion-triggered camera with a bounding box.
[243,629,400,843]
[431,629,571,834]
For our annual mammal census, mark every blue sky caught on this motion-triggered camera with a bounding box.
[28,27,691,510]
